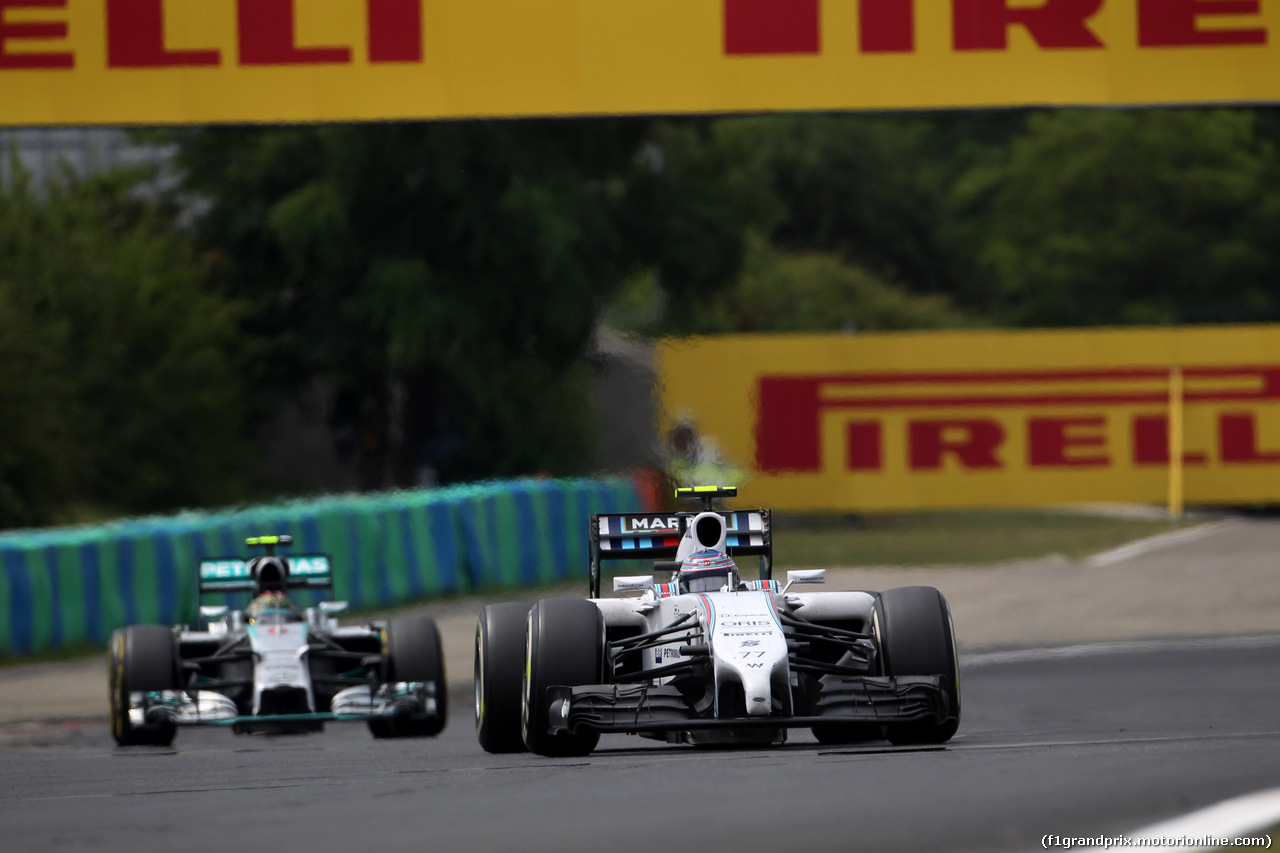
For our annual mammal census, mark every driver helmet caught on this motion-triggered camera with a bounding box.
[246,590,302,624]
[250,555,288,594]
[679,550,739,594]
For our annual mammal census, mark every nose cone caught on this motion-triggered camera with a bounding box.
[699,592,789,718]
[726,654,783,717]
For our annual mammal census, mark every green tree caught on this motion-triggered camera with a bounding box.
[171,122,648,485]
[615,233,972,335]
[0,165,248,527]
[725,235,971,333]
[955,109,1280,326]
[619,120,780,333]
[610,113,1016,336]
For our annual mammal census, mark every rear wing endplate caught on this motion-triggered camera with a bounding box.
[198,554,334,598]
[588,509,771,598]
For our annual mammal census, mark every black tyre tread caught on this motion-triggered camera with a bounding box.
[877,586,960,745]
[521,598,603,757]
[475,602,533,754]
[109,624,179,747]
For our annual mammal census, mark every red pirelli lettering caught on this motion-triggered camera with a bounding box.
[107,0,219,68]
[953,0,1105,50]
[1028,416,1109,467]
[1219,412,1280,463]
[909,419,1005,470]
[239,0,350,66]
[0,0,72,70]
[725,0,820,55]
[1132,415,1209,466]
[846,421,883,470]
[755,367,1280,475]
[368,0,422,63]
[1138,0,1267,48]
[860,0,916,53]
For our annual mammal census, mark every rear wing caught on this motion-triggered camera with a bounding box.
[588,509,772,598]
[197,554,334,598]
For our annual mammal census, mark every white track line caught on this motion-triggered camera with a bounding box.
[1086,521,1230,567]
[965,635,1280,668]
[1073,786,1280,852]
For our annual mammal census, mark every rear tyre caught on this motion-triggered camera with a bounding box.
[876,586,960,745]
[108,625,179,747]
[370,615,448,738]
[475,602,533,753]
[521,598,604,757]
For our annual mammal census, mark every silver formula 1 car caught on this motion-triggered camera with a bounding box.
[475,487,959,756]
[108,535,446,746]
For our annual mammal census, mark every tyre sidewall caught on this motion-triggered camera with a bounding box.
[521,598,604,757]
[876,586,960,745]
[111,624,179,746]
[475,602,533,753]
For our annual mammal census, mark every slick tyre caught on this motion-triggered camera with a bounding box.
[876,586,961,745]
[371,616,447,738]
[475,602,533,754]
[521,598,604,757]
[108,624,179,747]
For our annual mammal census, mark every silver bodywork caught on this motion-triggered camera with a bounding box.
[127,604,439,735]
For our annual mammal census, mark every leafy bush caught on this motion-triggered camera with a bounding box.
[0,165,249,527]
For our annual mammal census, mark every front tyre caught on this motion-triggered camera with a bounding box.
[876,586,961,745]
[370,615,448,738]
[108,625,180,747]
[521,598,604,757]
[475,602,533,754]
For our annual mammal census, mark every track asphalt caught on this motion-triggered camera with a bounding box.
[2,515,1277,725]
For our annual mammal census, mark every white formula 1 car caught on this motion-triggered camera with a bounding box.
[475,487,959,756]
[109,536,446,746]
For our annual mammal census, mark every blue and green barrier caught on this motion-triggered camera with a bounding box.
[0,476,644,656]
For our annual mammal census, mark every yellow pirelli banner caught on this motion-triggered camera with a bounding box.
[3,1,1280,126]
[657,326,1280,512]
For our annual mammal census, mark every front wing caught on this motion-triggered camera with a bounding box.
[129,682,442,731]
[546,675,952,735]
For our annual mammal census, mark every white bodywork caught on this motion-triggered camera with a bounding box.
[595,588,876,729]
[589,508,878,744]
[522,492,957,754]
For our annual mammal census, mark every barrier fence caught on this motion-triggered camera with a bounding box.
[0,477,645,656]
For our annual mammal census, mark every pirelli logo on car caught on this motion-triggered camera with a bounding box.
[657,326,1280,512]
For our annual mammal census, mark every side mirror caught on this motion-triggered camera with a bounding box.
[783,569,826,593]
[613,576,654,593]
[319,601,349,616]
[199,605,228,623]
